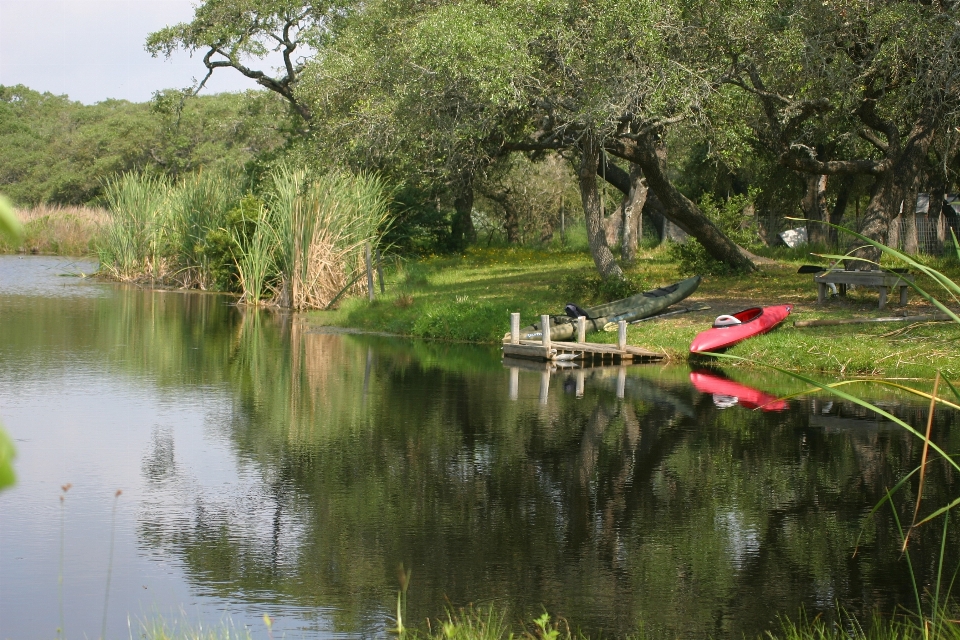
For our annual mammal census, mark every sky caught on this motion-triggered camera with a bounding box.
[0,0,268,104]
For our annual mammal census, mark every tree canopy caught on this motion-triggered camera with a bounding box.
[0,85,291,206]
[8,0,960,271]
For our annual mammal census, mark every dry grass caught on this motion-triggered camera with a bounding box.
[0,205,107,256]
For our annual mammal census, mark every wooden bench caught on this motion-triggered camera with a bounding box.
[814,269,915,309]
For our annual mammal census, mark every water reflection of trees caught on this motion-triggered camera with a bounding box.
[39,296,953,638]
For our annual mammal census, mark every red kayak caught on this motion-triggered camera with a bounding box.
[689,304,793,353]
[689,370,788,411]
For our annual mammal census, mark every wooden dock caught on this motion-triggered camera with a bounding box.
[502,313,664,364]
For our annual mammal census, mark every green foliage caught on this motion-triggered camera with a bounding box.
[383,185,454,256]
[0,193,21,241]
[552,270,645,306]
[138,616,252,640]
[201,195,264,292]
[669,191,759,276]
[0,414,14,491]
[0,85,290,207]
[0,193,17,490]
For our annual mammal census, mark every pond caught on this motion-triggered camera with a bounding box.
[1,255,958,639]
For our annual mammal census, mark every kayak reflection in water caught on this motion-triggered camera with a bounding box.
[689,369,789,411]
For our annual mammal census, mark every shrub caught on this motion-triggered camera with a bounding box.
[669,190,760,276]
[200,195,265,292]
[551,270,645,306]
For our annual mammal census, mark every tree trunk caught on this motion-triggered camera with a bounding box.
[888,214,901,251]
[503,200,519,244]
[903,202,919,254]
[621,163,646,263]
[854,120,934,264]
[801,174,829,246]
[664,220,689,243]
[451,172,476,251]
[580,136,624,279]
[924,185,945,254]
[857,172,898,266]
[606,134,755,272]
[604,207,621,248]
[828,178,851,247]
[902,182,921,255]
[644,193,666,243]
[938,210,948,251]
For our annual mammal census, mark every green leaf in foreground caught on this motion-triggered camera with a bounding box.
[0,193,22,244]
[0,425,15,491]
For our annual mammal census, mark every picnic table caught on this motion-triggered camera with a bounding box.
[814,269,915,309]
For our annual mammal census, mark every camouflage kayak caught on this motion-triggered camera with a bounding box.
[515,275,702,341]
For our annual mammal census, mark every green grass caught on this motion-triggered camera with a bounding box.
[312,244,960,378]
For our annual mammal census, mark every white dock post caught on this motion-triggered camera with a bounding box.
[617,366,626,399]
[509,366,519,400]
[540,315,552,351]
[577,316,586,343]
[617,320,627,352]
[510,312,520,345]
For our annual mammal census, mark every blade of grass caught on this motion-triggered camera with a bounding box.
[853,467,920,555]
[885,487,924,620]
[943,376,960,405]
[774,379,960,413]
[933,512,949,634]
[903,371,940,551]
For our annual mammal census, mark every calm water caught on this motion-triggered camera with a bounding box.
[1,255,958,639]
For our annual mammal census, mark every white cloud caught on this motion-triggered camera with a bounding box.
[0,0,274,104]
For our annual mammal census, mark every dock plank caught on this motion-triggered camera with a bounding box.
[502,337,664,362]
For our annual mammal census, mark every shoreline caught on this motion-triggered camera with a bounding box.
[11,246,959,378]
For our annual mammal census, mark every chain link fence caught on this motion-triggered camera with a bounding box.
[888,194,960,255]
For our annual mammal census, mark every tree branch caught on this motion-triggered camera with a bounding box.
[859,128,889,152]
[779,144,891,175]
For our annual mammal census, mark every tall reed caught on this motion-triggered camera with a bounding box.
[232,203,274,305]
[167,171,243,288]
[96,166,393,308]
[263,166,392,309]
[99,173,171,281]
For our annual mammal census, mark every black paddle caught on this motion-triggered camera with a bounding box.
[797,265,827,274]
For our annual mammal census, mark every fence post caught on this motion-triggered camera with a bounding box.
[375,246,385,294]
[365,242,374,302]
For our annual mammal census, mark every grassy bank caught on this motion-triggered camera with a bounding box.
[135,607,960,640]
[312,244,960,378]
[0,204,106,255]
